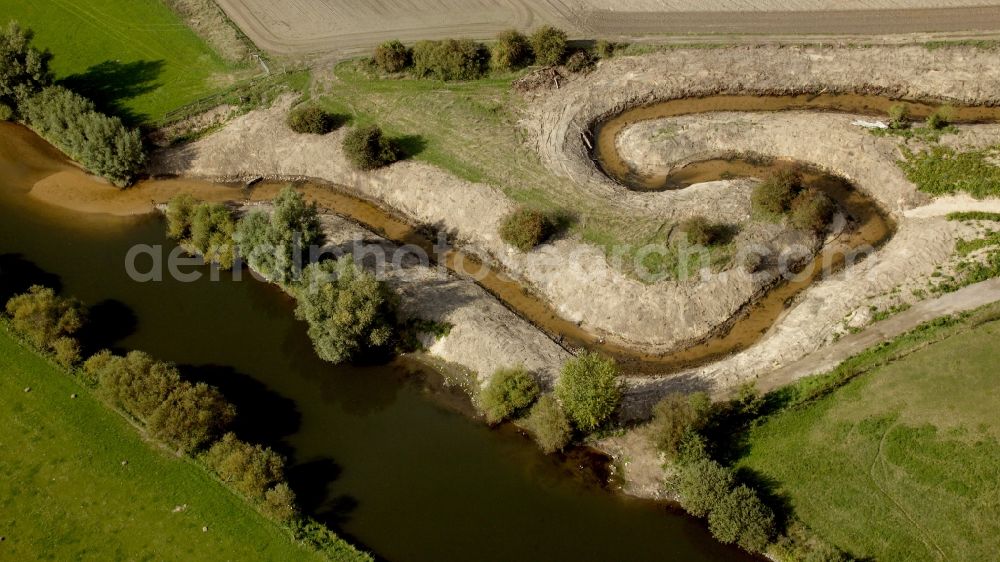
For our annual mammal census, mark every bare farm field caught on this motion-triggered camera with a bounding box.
[216,0,1000,56]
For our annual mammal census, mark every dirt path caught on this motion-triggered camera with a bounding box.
[753,277,1000,395]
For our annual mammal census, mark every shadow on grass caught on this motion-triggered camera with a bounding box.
[60,59,165,126]
[393,134,427,159]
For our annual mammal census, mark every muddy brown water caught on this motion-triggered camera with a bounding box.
[0,123,757,561]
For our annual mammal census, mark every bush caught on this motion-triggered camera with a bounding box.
[491,30,533,71]
[234,186,324,285]
[166,195,236,269]
[81,348,114,386]
[0,22,52,107]
[342,125,400,171]
[93,351,182,420]
[789,188,835,234]
[203,433,286,500]
[147,381,236,452]
[887,103,909,129]
[288,105,339,135]
[166,193,197,240]
[263,482,299,521]
[751,169,803,217]
[556,352,621,432]
[707,484,776,553]
[479,366,540,424]
[412,39,489,81]
[373,40,411,73]
[530,26,568,66]
[674,455,734,518]
[772,520,850,562]
[679,216,725,246]
[499,208,556,251]
[0,102,12,121]
[595,40,624,59]
[295,257,396,364]
[926,106,953,130]
[19,86,145,187]
[648,392,711,458]
[524,394,572,453]
[51,336,82,368]
[564,50,594,73]
[4,285,85,352]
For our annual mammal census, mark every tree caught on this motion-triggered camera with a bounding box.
[708,484,776,552]
[147,381,236,452]
[373,40,411,73]
[287,105,339,135]
[530,26,568,66]
[234,186,324,285]
[342,125,399,171]
[524,395,572,453]
[263,483,299,521]
[411,39,490,81]
[93,351,182,420]
[166,193,197,240]
[189,202,237,269]
[51,336,82,368]
[203,433,286,499]
[479,366,540,424]
[294,257,396,364]
[499,208,556,251]
[19,86,145,186]
[491,30,533,71]
[555,352,621,432]
[674,455,734,518]
[4,285,85,351]
[649,392,711,458]
[0,22,52,108]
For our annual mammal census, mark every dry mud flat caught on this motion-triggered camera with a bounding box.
[215,0,1000,56]
[152,44,1000,415]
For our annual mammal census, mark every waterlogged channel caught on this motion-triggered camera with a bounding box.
[0,124,755,560]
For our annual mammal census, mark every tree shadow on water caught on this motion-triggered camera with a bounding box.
[0,254,62,304]
[76,299,138,354]
[60,59,165,126]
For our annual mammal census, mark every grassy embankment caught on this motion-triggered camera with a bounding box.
[0,326,330,560]
[313,60,725,280]
[0,0,251,124]
[736,303,1000,561]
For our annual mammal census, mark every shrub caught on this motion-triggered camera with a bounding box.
[648,392,711,458]
[491,30,533,71]
[4,285,85,351]
[524,395,572,453]
[19,86,145,187]
[530,26,568,66]
[411,39,489,81]
[480,366,540,424]
[295,257,396,364]
[81,349,115,386]
[926,106,953,130]
[595,40,623,59]
[679,216,725,246]
[166,193,197,240]
[93,351,182,420]
[772,520,850,562]
[564,50,594,73]
[789,188,835,234]
[166,195,236,269]
[751,169,803,217]
[556,352,621,432]
[707,484,776,553]
[0,22,52,107]
[673,455,734,518]
[499,208,556,251]
[51,336,82,368]
[342,125,400,171]
[203,433,286,499]
[147,381,236,452]
[887,103,909,129]
[288,105,338,135]
[234,186,324,285]
[263,483,299,521]
[0,102,12,121]
[373,40,411,73]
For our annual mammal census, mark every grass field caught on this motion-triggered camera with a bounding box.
[738,308,1000,561]
[0,328,325,561]
[1,0,245,124]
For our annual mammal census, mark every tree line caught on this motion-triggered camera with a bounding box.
[1,285,371,560]
[0,22,146,187]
